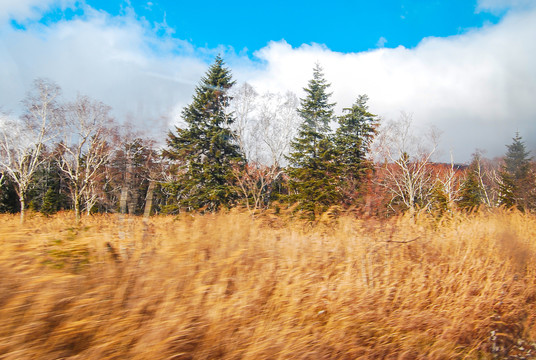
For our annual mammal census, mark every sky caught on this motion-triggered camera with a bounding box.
[1,0,536,162]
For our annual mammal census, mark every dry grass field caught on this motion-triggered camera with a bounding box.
[1,209,536,359]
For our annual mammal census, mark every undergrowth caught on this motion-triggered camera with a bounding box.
[1,209,535,359]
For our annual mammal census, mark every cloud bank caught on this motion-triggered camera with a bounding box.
[0,4,209,137]
[477,0,536,12]
[0,0,74,23]
[244,7,536,161]
[1,2,535,161]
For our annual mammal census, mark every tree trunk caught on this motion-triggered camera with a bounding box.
[20,193,26,224]
[128,187,137,216]
[120,186,128,215]
[143,180,155,218]
[121,159,133,215]
[74,189,81,221]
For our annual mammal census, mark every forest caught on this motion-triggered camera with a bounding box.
[2,57,536,359]
[0,56,535,222]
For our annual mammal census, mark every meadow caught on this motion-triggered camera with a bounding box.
[1,209,536,359]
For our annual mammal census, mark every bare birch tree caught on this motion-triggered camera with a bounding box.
[258,91,300,167]
[432,153,463,210]
[229,85,300,210]
[229,82,258,161]
[474,152,502,207]
[375,112,439,215]
[230,84,300,167]
[57,95,115,219]
[0,79,61,222]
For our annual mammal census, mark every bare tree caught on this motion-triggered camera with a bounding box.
[258,91,300,167]
[229,82,258,161]
[57,95,115,220]
[432,153,463,210]
[475,152,502,207]
[460,150,501,208]
[375,112,440,215]
[116,132,157,216]
[230,84,300,167]
[231,162,283,212]
[229,85,300,210]
[0,79,61,222]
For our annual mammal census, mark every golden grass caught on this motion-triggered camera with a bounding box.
[1,209,536,359]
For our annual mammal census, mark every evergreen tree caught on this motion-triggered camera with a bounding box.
[164,57,244,212]
[430,180,449,215]
[498,133,535,211]
[504,133,531,176]
[40,188,59,216]
[286,64,338,218]
[333,94,378,204]
[28,154,66,213]
[458,153,486,211]
[0,174,19,213]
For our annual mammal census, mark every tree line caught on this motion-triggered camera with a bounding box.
[1,57,535,222]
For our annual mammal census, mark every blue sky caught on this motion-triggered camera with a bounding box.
[83,0,501,53]
[1,0,536,161]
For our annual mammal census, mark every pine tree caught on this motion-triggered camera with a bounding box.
[40,188,58,216]
[458,154,486,211]
[498,133,535,211]
[430,181,449,215]
[164,56,244,212]
[286,64,338,219]
[333,94,378,204]
[504,133,531,176]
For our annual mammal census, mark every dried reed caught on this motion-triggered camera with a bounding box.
[1,209,535,359]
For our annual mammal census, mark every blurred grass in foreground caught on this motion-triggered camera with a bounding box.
[1,209,536,359]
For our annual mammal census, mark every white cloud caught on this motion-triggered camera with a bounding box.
[1,2,535,161]
[477,0,536,12]
[240,8,536,161]
[0,0,75,23]
[376,37,388,48]
[0,6,209,139]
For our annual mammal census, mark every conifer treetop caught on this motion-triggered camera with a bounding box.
[297,63,335,133]
[335,94,378,167]
[504,132,532,176]
[183,55,236,128]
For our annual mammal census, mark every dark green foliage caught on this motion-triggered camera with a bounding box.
[458,153,487,211]
[164,56,244,212]
[296,64,335,137]
[160,181,183,214]
[286,64,339,219]
[0,175,19,213]
[498,172,516,208]
[333,94,378,204]
[459,173,483,210]
[27,155,70,213]
[430,181,449,215]
[41,188,59,216]
[503,133,531,176]
[498,133,535,211]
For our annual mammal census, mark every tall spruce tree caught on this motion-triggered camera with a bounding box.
[286,64,338,218]
[333,94,378,204]
[498,133,535,211]
[164,57,244,212]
